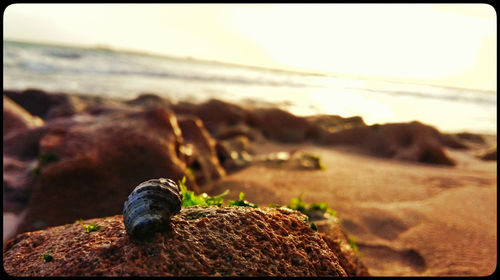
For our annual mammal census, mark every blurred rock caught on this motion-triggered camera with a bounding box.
[215,123,264,142]
[4,89,72,119]
[248,108,314,142]
[3,156,37,214]
[325,121,455,165]
[215,136,254,172]
[480,147,497,161]
[177,115,226,185]
[14,107,197,235]
[124,93,171,108]
[3,95,43,136]
[253,151,325,170]
[306,114,365,139]
[439,134,469,149]
[456,132,485,144]
[171,99,251,136]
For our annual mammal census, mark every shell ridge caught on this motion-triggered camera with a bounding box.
[123,178,182,237]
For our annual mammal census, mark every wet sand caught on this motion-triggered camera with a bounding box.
[205,140,497,276]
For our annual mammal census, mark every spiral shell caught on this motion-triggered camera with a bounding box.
[123,178,182,237]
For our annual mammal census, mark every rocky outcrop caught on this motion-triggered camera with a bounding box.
[3,156,37,214]
[314,217,369,276]
[480,147,497,161]
[248,108,315,142]
[4,89,75,119]
[3,95,43,136]
[177,115,226,185]
[14,107,198,235]
[171,99,251,136]
[124,93,171,108]
[3,90,473,245]
[3,206,368,276]
[306,114,365,139]
[324,121,456,165]
[215,136,254,172]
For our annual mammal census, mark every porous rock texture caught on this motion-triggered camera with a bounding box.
[3,207,368,276]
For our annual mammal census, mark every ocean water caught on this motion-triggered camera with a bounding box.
[3,40,496,134]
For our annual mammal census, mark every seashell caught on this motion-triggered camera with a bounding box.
[123,178,182,237]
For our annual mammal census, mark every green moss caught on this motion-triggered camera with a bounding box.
[38,152,59,164]
[30,152,60,177]
[309,154,326,170]
[287,194,307,214]
[83,223,101,233]
[286,194,337,219]
[178,177,229,207]
[29,167,41,176]
[42,253,53,263]
[347,236,359,253]
[310,222,318,231]
[186,167,196,178]
[228,192,258,208]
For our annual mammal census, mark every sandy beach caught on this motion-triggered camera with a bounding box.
[205,140,497,276]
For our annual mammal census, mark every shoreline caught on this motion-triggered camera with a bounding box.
[3,87,497,136]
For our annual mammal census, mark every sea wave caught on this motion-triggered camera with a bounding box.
[354,87,495,105]
[44,50,82,59]
[18,59,310,88]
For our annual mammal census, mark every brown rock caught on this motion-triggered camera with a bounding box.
[456,132,485,144]
[14,107,197,235]
[439,134,469,149]
[3,207,353,276]
[215,123,264,141]
[171,99,251,136]
[306,114,365,138]
[177,115,226,185]
[480,148,497,161]
[3,95,43,136]
[4,89,70,119]
[248,108,314,142]
[124,93,171,108]
[3,156,37,214]
[3,89,127,120]
[325,121,455,165]
[3,126,48,160]
[314,216,370,276]
[215,136,254,172]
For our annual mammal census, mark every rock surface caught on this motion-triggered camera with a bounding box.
[14,107,198,235]
[3,95,43,136]
[3,206,367,276]
[4,89,74,119]
[480,147,497,161]
[324,121,456,165]
[177,115,226,186]
[247,108,315,142]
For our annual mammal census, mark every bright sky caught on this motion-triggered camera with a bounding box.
[3,3,497,91]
